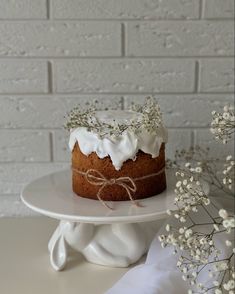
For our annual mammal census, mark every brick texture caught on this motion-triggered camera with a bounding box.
[0,130,50,162]
[166,129,193,160]
[54,59,195,93]
[127,21,234,56]
[53,130,71,162]
[0,61,48,93]
[0,0,234,216]
[0,22,121,57]
[0,0,47,19]
[52,0,200,20]
[0,163,69,195]
[199,59,234,93]
[203,0,234,19]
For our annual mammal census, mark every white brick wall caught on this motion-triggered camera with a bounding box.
[0,163,68,194]
[0,22,121,57]
[0,130,51,162]
[0,60,48,93]
[0,0,234,216]
[202,0,234,19]
[127,21,234,56]
[0,0,47,19]
[199,59,234,92]
[51,0,201,20]
[54,59,195,93]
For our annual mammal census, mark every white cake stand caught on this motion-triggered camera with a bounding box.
[21,169,177,271]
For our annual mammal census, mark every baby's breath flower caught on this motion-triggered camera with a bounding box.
[161,103,234,294]
[64,96,164,138]
[195,167,202,173]
[185,229,193,238]
[219,209,229,219]
[166,209,172,215]
[182,275,187,281]
[179,227,185,234]
[223,155,235,190]
[210,105,235,142]
[176,181,182,188]
[183,179,188,185]
[166,224,171,232]
[162,170,234,294]
[180,216,186,223]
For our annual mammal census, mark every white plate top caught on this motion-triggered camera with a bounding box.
[21,169,177,224]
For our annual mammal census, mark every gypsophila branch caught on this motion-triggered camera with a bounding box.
[64,96,164,139]
[167,145,234,196]
[210,105,235,144]
[160,179,234,294]
[162,103,234,293]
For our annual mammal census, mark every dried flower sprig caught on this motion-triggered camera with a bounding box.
[65,105,96,131]
[131,96,163,133]
[209,105,235,193]
[162,103,234,293]
[223,155,235,191]
[64,96,163,138]
[167,146,234,196]
[159,168,235,294]
[210,105,235,144]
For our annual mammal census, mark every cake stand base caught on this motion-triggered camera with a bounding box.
[48,220,161,271]
[21,169,177,271]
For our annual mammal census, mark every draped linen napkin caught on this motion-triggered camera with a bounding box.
[106,205,232,294]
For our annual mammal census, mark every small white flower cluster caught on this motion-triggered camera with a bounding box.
[65,96,164,138]
[223,279,235,292]
[212,261,235,294]
[171,146,234,196]
[159,168,234,294]
[132,96,163,133]
[223,155,235,191]
[210,105,235,144]
[185,162,203,174]
[173,171,210,218]
[162,104,235,293]
[219,209,235,233]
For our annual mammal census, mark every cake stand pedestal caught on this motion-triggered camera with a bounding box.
[21,169,176,271]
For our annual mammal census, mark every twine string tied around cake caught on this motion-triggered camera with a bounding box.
[73,167,165,210]
[74,168,140,210]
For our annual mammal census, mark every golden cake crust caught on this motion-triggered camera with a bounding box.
[72,143,166,201]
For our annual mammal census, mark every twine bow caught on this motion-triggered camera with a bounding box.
[84,169,140,210]
[73,166,165,210]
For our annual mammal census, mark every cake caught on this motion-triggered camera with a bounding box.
[66,97,168,206]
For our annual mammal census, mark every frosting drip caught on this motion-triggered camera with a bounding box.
[69,110,167,170]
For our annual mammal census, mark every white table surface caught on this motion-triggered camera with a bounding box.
[0,217,149,294]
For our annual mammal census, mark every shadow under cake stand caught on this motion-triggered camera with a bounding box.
[21,169,176,271]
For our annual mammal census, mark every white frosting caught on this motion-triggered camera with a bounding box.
[69,110,168,170]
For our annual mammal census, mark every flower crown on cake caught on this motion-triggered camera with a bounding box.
[65,96,164,138]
